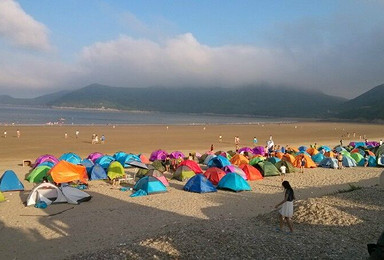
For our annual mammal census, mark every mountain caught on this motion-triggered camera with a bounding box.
[47,83,346,118]
[335,84,384,121]
[0,90,70,106]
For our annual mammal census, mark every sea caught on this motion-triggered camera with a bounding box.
[0,105,293,125]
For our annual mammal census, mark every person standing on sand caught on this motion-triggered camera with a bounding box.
[219,135,222,143]
[275,181,295,233]
[3,130,6,138]
[64,132,68,139]
[101,134,105,144]
[16,129,20,138]
[75,130,79,138]
[337,152,343,170]
[300,156,305,173]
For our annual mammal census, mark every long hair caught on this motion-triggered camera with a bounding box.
[282,181,292,190]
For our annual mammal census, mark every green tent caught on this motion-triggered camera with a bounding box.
[275,160,295,173]
[250,156,265,166]
[340,151,354,161]
[173,165,195,181]
[26,165,52,183]
[351,152,364,163]
[0,191,5,202]
[152,160,166,173]
[256,161,280,177]
[107,161,125,180]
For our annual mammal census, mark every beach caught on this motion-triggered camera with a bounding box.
[0,122,383,259]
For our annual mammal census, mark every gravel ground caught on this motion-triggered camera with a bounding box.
[68,186,384,260]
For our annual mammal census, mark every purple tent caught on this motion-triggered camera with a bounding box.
[87,152,104,162]
[253,146,265,156]
[34,154,59,168]
[366,141,379,147]
[150,149,168,161]
[238,147,254,154]
[170,151,185,159]
[223,165,247,180]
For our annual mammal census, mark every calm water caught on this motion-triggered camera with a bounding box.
[0,105,291,125]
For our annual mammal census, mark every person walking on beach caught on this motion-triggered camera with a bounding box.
[275,181,295,233]
[3,130,6,138]
[300,155,305,173]
[101,134,105,144]
[64,132,68,139]
[219,135,222,143]
[75,130,79,139]
[16,129,20,138]
[253,137,258,146]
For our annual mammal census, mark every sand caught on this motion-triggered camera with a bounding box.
[0,121,383,259]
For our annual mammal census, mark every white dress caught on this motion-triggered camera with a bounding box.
[279,201,294,218]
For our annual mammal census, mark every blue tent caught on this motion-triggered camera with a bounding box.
[183,174,217,193]
[134,176,167,194]
[342,156,357,167]
[298,146,307,152]
[113,151,127,163]
[95,155,115,169]
[217,172,251,192]
[318,146,331,153]
[312,153,325,164]
[59,152,81,165]
[0,170,24,191]
[81,159,94,173]
[267,157,281,164]
[357,156,377,167]
[89,164,108,180]
[207,155,231,168]
[121,154,142,167]
[319,157,338,169]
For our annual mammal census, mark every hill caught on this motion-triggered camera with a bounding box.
[46,83,346,118]
[335,83,384,121]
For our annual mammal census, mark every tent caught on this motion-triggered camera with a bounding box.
[203,167,226,185]
[34,154,58,168]
[87,152,104,163]
[113,151,127,163]
[351,152,364,163]
[357,156,377,167]
[107,161,125,180]
[170,151,185,159]
[230,154,249,166]
[49,161,88,184]
[95,155,115,169]
[223,165,247,180]
[238,147,254,154]
[89,164,108,180]
[120,154,142,168]
[134,176,167,194]
[267,157,281,164]
[26,166,52,183]
[207,155,231,168]
[376,146,384,167]
[306,147,318,156]
[217,172,251,192]
[178,160,203,173]
[254,161,280,177]
[26,183,91,206]
[151,160,166,172]
[173,165,195,181]
[253,146,265,155]
[203,154,216,165]
[324,151,336,158]
[146,169,169,186]
[81,159,94,173]
[183,174,217,193]
[150,149,168,161]
[59,152,82,165]
[281,153,295,164]
[275,160,295,173]
[319,157,338,169]
[139,154,151,164]
[239,164,263,181]
[342,156,357,167]
[318,145,331,152]
[311,153,325,164]
[293,154,317,168]
[249,156,265,166]
[0,170,24,191]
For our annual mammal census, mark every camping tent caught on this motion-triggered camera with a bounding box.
[342,156,357,167]
[293,154,317,168]
[275,160,295,173]
[255,161,280,177]
[319,157,338,169]
[89,164,108,180]
[95,155,115,169]
[253,146,265,155]
[134,176,167,194]
[170,151,185,159]
[207,155,231,168]
[178,160,203,173]
[351,152,364,163]
[59,152,82,165]
[281,153,295,164]
[173,165,195,181]
[107,161,125,180]
[203,154,216,165]
[183,174,217,193]
[150,149,168,161]
[223,165,247,180]
[26,183,91,206]
[145,169,169,186]
[217,172,251,192]
[239,164,263,181]
[34,154,58,168]
[0,170,24,191]
[230,154,249,166]
[203,167,226,185]
[87,152,104,163]
[49,161,88,184]
[311,153,325,164]
[26,165,52,183]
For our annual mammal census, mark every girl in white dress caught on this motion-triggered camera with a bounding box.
[275,181,295,233]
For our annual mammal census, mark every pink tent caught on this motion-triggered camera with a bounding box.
[34,154,59,168]
[87,152,104,163]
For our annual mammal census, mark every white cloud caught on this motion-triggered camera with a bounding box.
[0,0,51,51]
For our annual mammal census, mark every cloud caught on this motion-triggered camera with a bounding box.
[0,0,51,51]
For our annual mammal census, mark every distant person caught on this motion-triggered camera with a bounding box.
[219,135,222,143]
[64,132,68,139]
[253,137,258,146]
[16,129,20,138]
[101,134,105,144]
[281,145,286,154]
[300,156,305,173]
[380,139,383,146]
[75,130,79,138]
[91,133,96,144]
[340,139,343,146]
[364,151,369,167]
[164,155,171,172]
[94,134,99,144]
[337,153,343,170]
[3,130,6,138]
[275,181,295,233]
[279,164,287,181]
[210,144,214,152]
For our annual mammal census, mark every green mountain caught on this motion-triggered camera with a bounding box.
[47,83,346,118]
[0,90,70,106]
[335,84,384,121]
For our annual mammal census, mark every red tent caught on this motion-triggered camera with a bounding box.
[204,167,226,185]
[178,160,203,174]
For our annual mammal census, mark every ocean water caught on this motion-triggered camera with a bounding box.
[0,105,291,125]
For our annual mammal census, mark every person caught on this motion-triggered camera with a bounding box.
[380,139,383,146]
[300,156,305,173]
[16,129,20,138]
[235,136,240,151]
[64,132,68,139]
[91,133,96,144]
[267,138,274,157]
[101,134,105,144]
[253,137,258,145]
[279,164,287,181]
[219,135,222,143]
[188,153,193,160]
[275,181,295,233]
[3,130,6,138]
[164,155,171,172]
[94,134,99,144]
[313,142,317,149]
[75,130,79,138]
[281,145,286,154]
[364,151,369,167]
[340,139,343,146]
[337,152,343,170]
[210,144,214,152]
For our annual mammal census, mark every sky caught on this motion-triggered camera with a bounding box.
[0,0,384,99]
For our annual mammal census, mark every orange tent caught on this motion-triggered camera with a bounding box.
[287,146,299,153]
[139,154,150,164]
[282,153,295,164]
[230,154,249,166]
[306,147,318,156]
[274,152,284,159]
[204,167,226,185]
[49,161,88,184]
[293,154,317,168]
[325,151,336,158]
[239,164,263,181]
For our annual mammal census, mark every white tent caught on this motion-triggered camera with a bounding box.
[27,183,91,206]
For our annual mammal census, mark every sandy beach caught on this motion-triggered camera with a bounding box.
[0,122,383,259]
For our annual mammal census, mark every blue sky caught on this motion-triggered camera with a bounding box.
[0,0,383,98]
